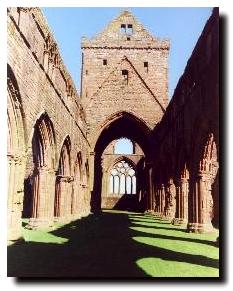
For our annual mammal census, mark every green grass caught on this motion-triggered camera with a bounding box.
[22,219,68,244]
[128,214,219,277]
[8,211,219,278]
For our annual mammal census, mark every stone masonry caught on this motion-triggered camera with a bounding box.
[151,8,219,232]
[7,8,90,240]
[81,10,170,211]
[7,8,219,240]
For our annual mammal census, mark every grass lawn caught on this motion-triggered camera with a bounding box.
[8,210,219,278]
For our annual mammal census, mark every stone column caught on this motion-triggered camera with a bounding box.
[160,184,165,217]
[154,186,160,216]
[101,168,108,208]
[89,151,95,192]
[71,178,81,220]
[173,177,188,225]
[83,184,90,216]
[54,175,73,224]
[27,167,55,229]
[164,179,176,221]
[147,166,153,212]
[187,172,214,233]
[7,155,25,241]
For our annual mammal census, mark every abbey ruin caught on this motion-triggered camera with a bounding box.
[7,7,219,245]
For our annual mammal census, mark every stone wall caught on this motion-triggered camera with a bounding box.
[151,8,219,232]
[7,8,90,240]
[81,10,169,148]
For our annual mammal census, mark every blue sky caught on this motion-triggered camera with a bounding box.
[42,7,213,100]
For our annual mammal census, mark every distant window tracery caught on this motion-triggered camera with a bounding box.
[109,160,136,195]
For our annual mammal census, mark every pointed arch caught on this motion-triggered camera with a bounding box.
[108,157,137,196]
[7,64,27,152]
[25,112,57,225]
[199,133,218,175]
[54,135,73,220]
[74,151,83,182]
[91,112,151,213]
[32,112,56,170]
[7,64,27,240]
[92,110,151,155]
[107,155,137,173]
[57,135,71,176]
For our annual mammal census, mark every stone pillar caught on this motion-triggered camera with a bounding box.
[71,179,81,220]
[147,166,153,211]
[173,177,188,225]
[187,172,214,233]
[82,184,90,216]
[54,175,73,224]
[89,151,95,192]
[27,167,55,229]
[154,186,160,216]
[160,184,165,217]
[7,155,25,241]
[102,163,107,194]
[168,179,176,220]
[164,179,176,221]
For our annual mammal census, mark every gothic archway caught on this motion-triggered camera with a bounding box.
[7,65,27,240]
[54,136,73,222]
[26,112,56,228]
[91,111,151,213]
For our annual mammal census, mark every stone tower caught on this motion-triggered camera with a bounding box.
[80,10,170,212]
[81,10,170,147]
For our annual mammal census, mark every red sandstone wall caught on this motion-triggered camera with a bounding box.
[81,10,169,148]
[151,8,219,230]
[8,8,89,177]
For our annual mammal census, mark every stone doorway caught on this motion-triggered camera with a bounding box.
[90,111,152,213]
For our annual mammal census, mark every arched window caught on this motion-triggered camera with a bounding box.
[114,138,134,154]
[109,160,136,195]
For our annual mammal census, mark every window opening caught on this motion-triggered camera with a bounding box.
[120,24,126,33]
[114,138,133,154]
[144,62,148,72]
[127,24,133,35]
[122,69,128,84]
[109,160,136,195]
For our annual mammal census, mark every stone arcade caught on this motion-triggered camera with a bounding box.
[7,8,219,241]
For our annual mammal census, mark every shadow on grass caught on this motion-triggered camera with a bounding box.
[129,222,218,247]
[8,211,219,278]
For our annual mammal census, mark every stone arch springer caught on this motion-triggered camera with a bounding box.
[23,111,58,229]
[92,110,152,154]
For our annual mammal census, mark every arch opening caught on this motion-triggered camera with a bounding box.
[7,65,27,240]
[114,138,134,154]
[23,113,56,228]
[91,112,151,213]
[54,136,73,221]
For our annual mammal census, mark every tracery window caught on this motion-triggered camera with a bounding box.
[109,160,136,195]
